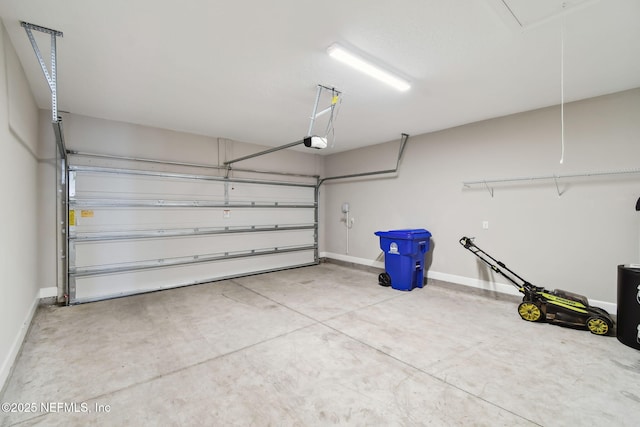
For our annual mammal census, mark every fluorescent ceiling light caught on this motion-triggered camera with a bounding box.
[327,43,410,92]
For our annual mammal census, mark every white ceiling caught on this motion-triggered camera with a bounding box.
[1,0,639,154]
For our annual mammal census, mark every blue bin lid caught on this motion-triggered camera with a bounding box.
[374,228,432,240]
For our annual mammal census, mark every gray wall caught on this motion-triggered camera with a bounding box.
[0,22,41,390]
[61,113,325,177]
[322,88,640,306]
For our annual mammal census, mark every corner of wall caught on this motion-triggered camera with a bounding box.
[321,252,617,314]
[0,20,44,394]
[0,296,39,395]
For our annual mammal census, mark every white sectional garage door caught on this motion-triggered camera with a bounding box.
[67,157,317,303]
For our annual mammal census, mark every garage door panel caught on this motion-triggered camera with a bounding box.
[72,250,316,303]
[225,182,314,203]
[72,230,315,267]
[72,171,314,204]
[73,173,227,201]
[70,207,315,233]
[68,164,318,304]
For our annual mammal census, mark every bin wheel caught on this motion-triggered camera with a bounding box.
[586,316,611,335]
[378,273,391,287]
[518,302,542,322]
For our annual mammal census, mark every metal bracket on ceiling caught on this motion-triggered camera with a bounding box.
[307,84,342,139]
[21,21,66,157]
[21,22,63,123]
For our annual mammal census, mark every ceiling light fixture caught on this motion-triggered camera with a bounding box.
[327,43,411,92]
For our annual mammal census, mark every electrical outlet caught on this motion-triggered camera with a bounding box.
[482,221,489,230]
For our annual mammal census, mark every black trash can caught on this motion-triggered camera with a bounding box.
[617,265,640,350]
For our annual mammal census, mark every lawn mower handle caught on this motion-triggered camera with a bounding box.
[458,236,535,294]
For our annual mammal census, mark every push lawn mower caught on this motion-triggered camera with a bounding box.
[459,236,614,335]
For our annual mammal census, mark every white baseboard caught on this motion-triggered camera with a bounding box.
[39,287,57,299]
[427,270,522,297]
[590,299,616,315]
[320,252,384,269]
[1,294,39,393]
[427,271,616,313]
[321,252,617,313]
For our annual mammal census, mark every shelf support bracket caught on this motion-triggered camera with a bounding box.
[484,181,494,198]
[553,175,563,197]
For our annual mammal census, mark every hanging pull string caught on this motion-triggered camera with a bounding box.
[559,1,566,164]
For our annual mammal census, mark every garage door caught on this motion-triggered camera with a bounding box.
[67,156,317,303]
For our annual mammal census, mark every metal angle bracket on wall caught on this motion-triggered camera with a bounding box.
[20,21,67,157]
[21,21,69,305]
[21,22,63,121]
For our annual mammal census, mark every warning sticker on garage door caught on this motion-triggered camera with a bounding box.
[81,210,94,218]
[69,210,76,226]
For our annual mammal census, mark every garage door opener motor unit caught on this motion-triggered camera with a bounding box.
[459,236,614,335]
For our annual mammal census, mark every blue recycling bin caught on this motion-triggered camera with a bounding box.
[375,228,432,291]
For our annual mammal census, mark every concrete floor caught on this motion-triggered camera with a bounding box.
[1,262,640,426]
